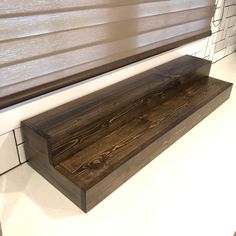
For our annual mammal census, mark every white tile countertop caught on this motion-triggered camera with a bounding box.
[1,54,236,236]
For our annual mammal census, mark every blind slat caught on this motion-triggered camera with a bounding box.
[0,29,210,98]
[0,0,214,16]
[0,1,214,41]
[0,19,211,88]
[0,7,213,65]
[0,1,167,16]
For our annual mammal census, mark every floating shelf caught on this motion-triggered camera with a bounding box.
[21,55,233,212]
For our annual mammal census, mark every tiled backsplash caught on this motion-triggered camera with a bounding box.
[0,0,236,175]
[191,0,236,62]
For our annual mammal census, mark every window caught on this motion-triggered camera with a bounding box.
[0,0,215,109]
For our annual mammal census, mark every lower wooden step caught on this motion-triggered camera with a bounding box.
[22,76,232,212]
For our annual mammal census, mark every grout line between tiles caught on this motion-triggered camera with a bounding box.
[0,130,13,137]
[212,50,235,63]
[13,129,21,164]
[0,163,21,176]
[17,142,25,146]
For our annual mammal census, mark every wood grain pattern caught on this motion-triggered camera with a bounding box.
[24,55,212,165]
[21,56,233,212]
[85,85,232,211]
[21,124,85,210]
[0,1,215,109]
[57,77,231,190]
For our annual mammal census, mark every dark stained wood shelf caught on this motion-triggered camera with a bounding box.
[21,55,233,212]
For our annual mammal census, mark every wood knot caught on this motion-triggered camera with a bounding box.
[88,158,105,170]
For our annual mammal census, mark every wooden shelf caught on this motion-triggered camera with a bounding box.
[21,55,233,212]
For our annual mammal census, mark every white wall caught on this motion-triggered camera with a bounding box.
[0,0,236,175]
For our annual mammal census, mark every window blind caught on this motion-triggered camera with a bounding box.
[0,0,215,109]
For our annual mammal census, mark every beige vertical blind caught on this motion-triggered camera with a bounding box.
[0,0,215,108]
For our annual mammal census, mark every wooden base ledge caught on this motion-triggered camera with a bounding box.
[21,55,233,212]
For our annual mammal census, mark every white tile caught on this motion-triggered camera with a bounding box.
[14,128,24,145]
[217,7,229,31]
[195,50,205,59]
[209,46,215,61]
[227,5,236,17]
[217,0,224,7]
[229,35,236,45]
[211,21,221,33]
[228,25,236,37]
[214,8,223,21]
[18,144,27,163]
[221,14,230,31]
[226,43,236,55]
[212,31,224,43]
[213,48,226,62]
[182,38,208,55]
[228,16,236,27]
[0,132,19,174]
[214,39,226,52]
[225,0,234,6]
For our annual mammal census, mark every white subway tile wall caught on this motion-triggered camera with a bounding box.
[0,0,236,175]
[191,0,236,62]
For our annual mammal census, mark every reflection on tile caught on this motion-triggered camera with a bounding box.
[0,131,19,174]
[14,128,24,145]
[18,144,27,163]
